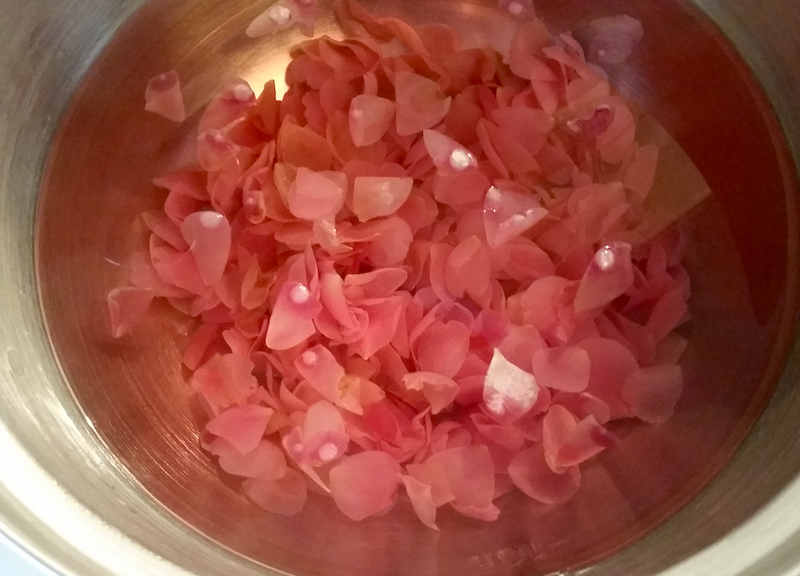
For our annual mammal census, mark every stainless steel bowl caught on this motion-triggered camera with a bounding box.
[1,0,799,575]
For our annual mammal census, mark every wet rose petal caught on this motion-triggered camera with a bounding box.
[622,364,683,423]
[288,168,347,220]
[205,404,274,454]
[352,176,413,221]
[349,94,396,147]
[243,468,308,515]
[394,71,452,136]
[508,445,581,504]
[145,70,186,122]
[181,211,232,286]
[329,451,401,520]
[483,186,548,248]
[107,287,154,338]
[573,242,635,312]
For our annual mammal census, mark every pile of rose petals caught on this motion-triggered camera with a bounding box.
[121,0,689,529]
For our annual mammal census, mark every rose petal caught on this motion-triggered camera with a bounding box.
[508,444,581,504]
[329,451,401,520]
[622,364,683,423]
[243,468,308,515]
[145,70,186,122]
[180,211,232,287]
[107,287,154,338]
[483,349,540,421]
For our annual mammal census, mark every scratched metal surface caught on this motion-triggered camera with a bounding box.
[0,0,799,576]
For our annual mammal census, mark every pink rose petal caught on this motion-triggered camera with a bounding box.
[483,185,548,248]
[107,287,154,338]
[508,444,581,504]
[191,353,258,413]
[205,404,274,454]
[349,94,396,147]
[287,168,347,221]
[265,281,321,350]
[329,451,401,520]
[181,211,232,287]
[531,346,590,392]
[243,468,308,516]
[622,364,683,423]
[145,70,186,122]
[401,475,439,530]
[352,176,413,222]
[573,242,634,312]
[394,71,452,136]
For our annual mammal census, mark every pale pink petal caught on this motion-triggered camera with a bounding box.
[198,79,256,133]
[483,349,540,422]
[295,344,362,413]
[352,176,413,222]
[508,445,581,504]
[329,451,401,521]
[265,281,321,350]
[144,70,186,122]
[403,371,459,414]
[205,404,273,454]
[401,475,439,530]
[394,71,452,136]
[444,236,491,299]
[288,168,346,220]
[191,353,258,413]
[349,94,396,147]
[243,468,308,516]
[284,400,350,466]
[415,320,471,378]
[542,405,616,471]
[531,346,590,392]
[622,364,683,423]
[217,439,287,480]
[573,242,634,312]
[246,1,295,38]
[354,296,407,359]
[181,211,232,286]
[423,129,478,174]
[197,130,240,172]
[483,185,548,248]
[107,287,154,338]
[425,444,495,508]
[583,15,644,65]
